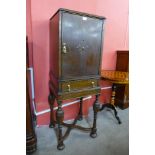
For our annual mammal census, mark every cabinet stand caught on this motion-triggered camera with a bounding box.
[49,93,100,150]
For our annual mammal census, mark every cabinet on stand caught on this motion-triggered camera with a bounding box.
[48,8,106,150]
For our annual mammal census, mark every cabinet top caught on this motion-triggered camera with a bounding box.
[50,8,106,20]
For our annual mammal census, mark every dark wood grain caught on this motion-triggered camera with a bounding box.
[61,79,98,92]
[26,71,37,153]
[58,87,101,101]
[115,50,129,109]
[61,11,103,78]
[26,37,37,153]
[116,51,129,72]
[49,8,105,92]
[49,8,105,150]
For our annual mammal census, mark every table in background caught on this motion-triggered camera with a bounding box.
[100,70,129,124]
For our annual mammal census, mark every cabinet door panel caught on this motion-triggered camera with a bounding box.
[80,17,103,76]
[61,12,103,79]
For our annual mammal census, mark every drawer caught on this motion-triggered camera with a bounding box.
[58,87,101,100]
[60,79,98,92]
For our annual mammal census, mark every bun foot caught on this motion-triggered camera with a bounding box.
[57,143,65,150]
[90,132,97,138]
[78,116,83,121]
[49,123,55,128]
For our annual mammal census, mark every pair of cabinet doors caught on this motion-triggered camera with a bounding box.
[50,10,105,80]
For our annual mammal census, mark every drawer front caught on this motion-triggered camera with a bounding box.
[60,79,98,92]
[58,87,101,100]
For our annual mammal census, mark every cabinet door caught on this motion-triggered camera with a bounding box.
[61,12,103,79]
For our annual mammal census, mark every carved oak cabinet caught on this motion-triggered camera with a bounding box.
[49,8,105,150]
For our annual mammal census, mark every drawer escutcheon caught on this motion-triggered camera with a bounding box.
[67,84,71,92]
[91,81,95,87]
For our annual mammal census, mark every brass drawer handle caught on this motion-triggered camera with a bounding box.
[67,84,71,92]
[62,43,67,54]
[91,81,95,87]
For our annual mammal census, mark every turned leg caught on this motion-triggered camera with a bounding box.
[48,94,55,128]
[56,100,65,150]
[90,94,100,138]
[111,85,121,124]
[78,97,83,121]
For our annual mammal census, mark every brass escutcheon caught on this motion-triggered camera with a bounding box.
[62,43,67,54]
[91,81,95,87]
[67,84,71,92]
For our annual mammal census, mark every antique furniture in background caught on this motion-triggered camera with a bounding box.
[26,37,37,153]
[49,8,105,150]
[100,70,129,124]
[115,50,129,109]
